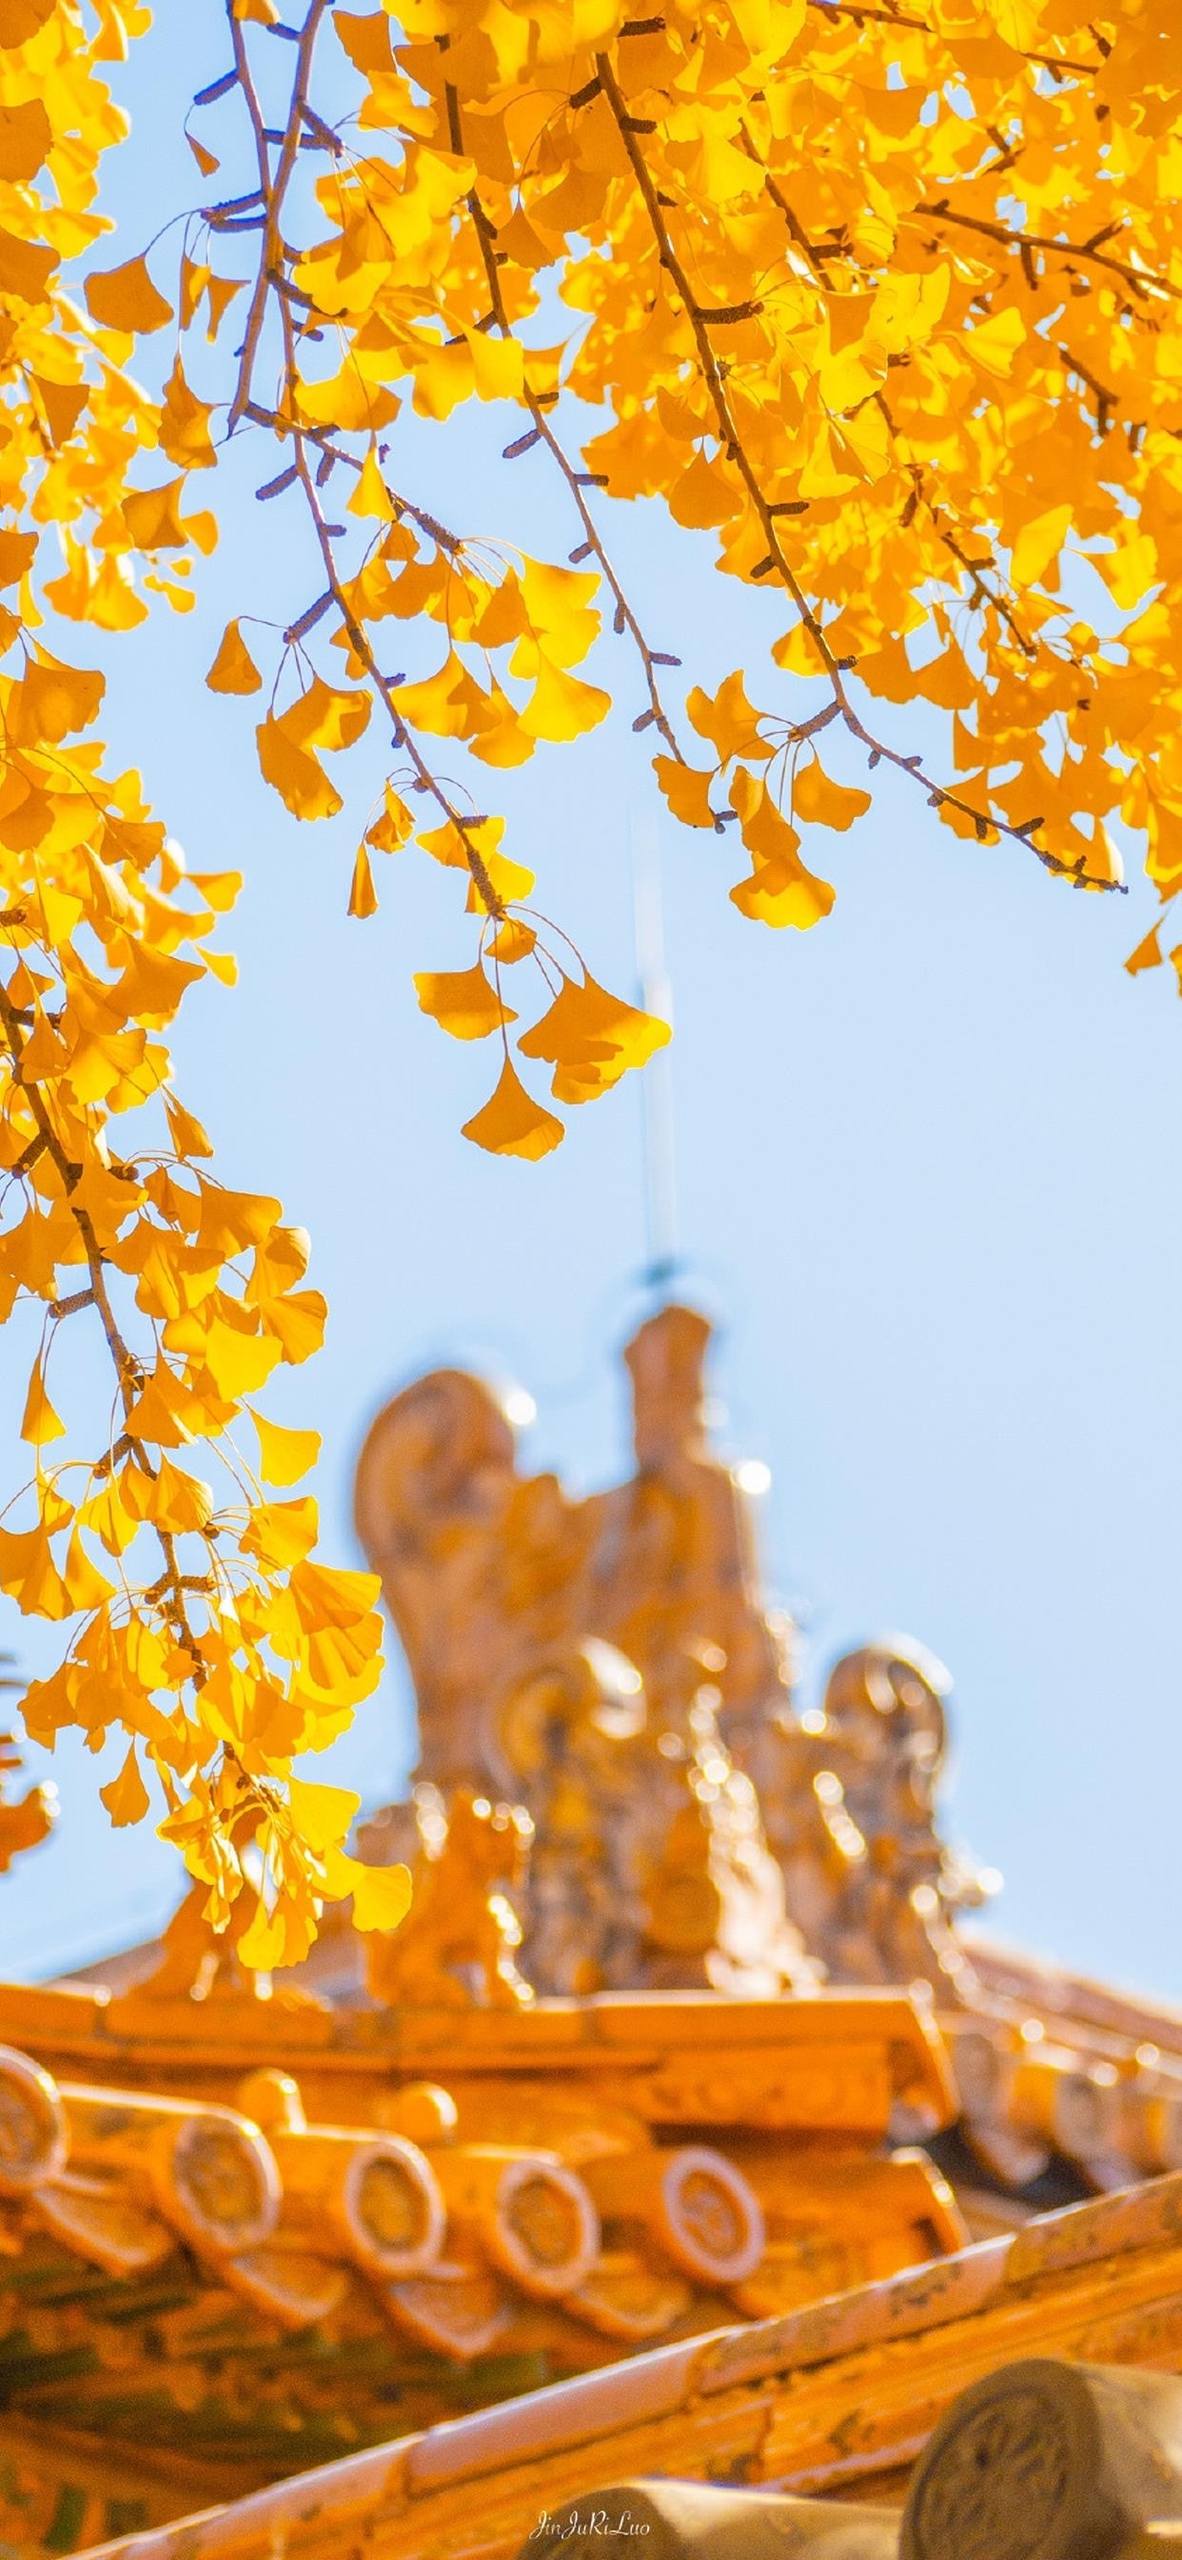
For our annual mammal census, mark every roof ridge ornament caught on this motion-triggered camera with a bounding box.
[354,1311,994,2004]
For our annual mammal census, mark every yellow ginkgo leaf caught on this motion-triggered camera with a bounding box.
[393,657,478,739]
[1011,504,1072,593]
[20,1364,65,1446]
[731,856,835,930]
[267,1288,327,1364]
[205,273,245,340]
[467,712,537,771]
[186,131,220,179]
[687,670,772,764]
[418,812,503,873]
[207,619,262,695]
[80,1478,138,1560]
[256,715,342,821]
[0,226,54,304]
[100,1745,151,1828]
[793,757,871,832]
[290,1559,380,1639]
[85,253,173,335]
[232,1897,288,1973]
[366,784,415,852]
[0,0,58,45]
[242,1495,319,1570]
[461,1059,564,1160]
[145,1459,214,1536]
[867,264,951,354]
[730,765,794,859]
[13,651,104,744]
[299,366,398,435]
[1125,928,1162,977]
[0,96,50,182]
[62,1530,115,1614]
[0,1525,70,1619]
[34,1478,71,1540]
[668,447,743,530]
[33,375,86,449]
[519,558,600,668]
[348,447,392,519]
[124,476,215,554]
[415,961,516,1041]
[322,1846,414,1932]
[179,254,209,329]
[348,845,379,917]
[518,972,670,1103]
[965,305,1024,379]
[159,356,217,470]
[255,1414,322,1487]
[0,529,35,587]
[654,754,717,830]
[520,655,610,743]
[467,329,525,402]
[489,918,536,963]
[289,1775,361,1851]
[165,1092,214,1158]
[471,573,526,649]
[282,676,370,753]
[728,768,836,926]
[1097,527,1159,614]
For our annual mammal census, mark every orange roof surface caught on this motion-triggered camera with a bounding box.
[73,2169,1182,2560]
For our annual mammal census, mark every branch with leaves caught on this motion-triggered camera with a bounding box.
[2,0,1182,1927]
[0,0,400,1957]
[188,0,1171,1036]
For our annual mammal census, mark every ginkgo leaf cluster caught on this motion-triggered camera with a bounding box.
[3,0,1182,1951]
[0,0,389,1962]
[165,0,1182,1167]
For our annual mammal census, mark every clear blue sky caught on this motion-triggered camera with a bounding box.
[3,14,1180,1995]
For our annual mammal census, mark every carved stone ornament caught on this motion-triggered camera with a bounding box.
[902,2358,1182,2560]
[367,1788,536,2010]
[353,1305,996,2004]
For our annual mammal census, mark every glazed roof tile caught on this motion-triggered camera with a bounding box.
[1,2036,955,2392]
[72,2165,1182,2560]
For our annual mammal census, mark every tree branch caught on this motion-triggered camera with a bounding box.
[595,49,1114,888]
[0,980,204,1670]
[447,81,687,768]
[229,17,506,917]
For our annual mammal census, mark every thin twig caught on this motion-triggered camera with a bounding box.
[226,0,329,430]
[908,202,1179,304]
